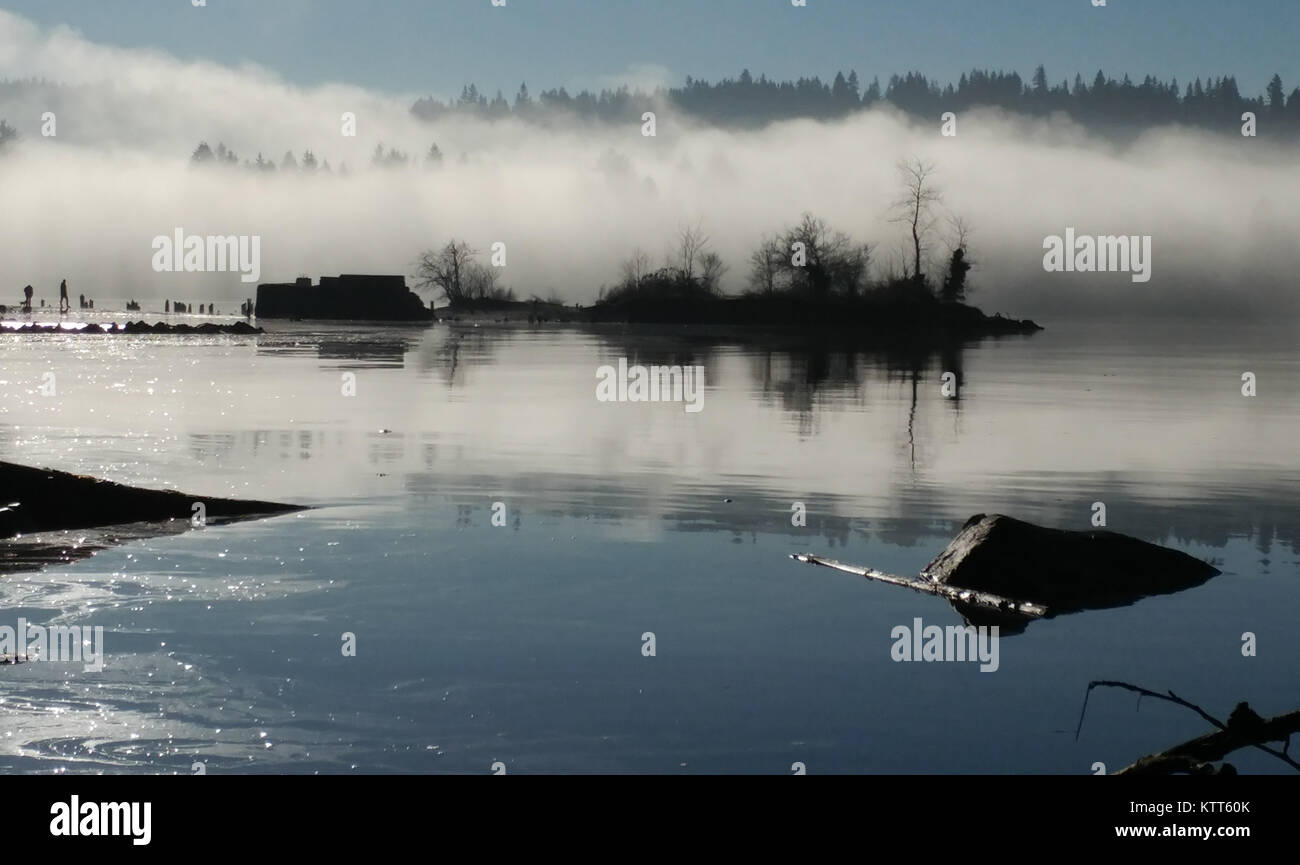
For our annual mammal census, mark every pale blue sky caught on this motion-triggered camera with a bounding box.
[3,0,1296,99]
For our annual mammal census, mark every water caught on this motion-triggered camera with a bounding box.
[1,314,1297,774]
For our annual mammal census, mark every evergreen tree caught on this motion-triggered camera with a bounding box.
[386,66,1300,138]
[1032,64,1048,95]
[1267,73,1286,114]
[941,247,971,303]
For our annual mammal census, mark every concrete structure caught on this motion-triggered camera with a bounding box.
[256,275,431,320]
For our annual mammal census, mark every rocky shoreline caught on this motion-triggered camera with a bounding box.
[1,320,263,335]
[1,460,304,540]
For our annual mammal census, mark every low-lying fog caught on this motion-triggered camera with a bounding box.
[2,10,1297,320]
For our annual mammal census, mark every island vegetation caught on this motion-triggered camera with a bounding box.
[414,157,1039,339]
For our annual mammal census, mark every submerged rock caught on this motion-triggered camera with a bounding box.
[923,513,1220,615]
[794,512,1221,633]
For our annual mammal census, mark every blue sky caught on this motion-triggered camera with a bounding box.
[3,0,1296,99]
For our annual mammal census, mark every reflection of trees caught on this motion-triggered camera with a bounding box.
[587,325,973,463]
[316,338,411,369]
[256,331,417,370]
[751,348,862,423]
[413,326,511,389]
[218,325,1300,557]
[587,327,722,375]
[744,333,967,454]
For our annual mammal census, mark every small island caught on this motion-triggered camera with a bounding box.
[432,288,1039,340]
[246,163,1040,338]
[417,163,1041,339]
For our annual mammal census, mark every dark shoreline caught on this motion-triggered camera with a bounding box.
[436,296,1042,340]
[1,461,304,540]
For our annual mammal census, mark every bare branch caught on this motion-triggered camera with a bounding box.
[1076,680,1300,774]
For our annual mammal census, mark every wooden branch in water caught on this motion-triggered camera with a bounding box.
[1116,708,1300,775]
[789,553,1048,618]
[1076,680,1300,774]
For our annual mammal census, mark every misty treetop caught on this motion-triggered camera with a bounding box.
[409,67,1300,137]
[0,117,17,154]
[183,139,441,174]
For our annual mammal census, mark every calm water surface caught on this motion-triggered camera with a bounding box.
[0,314,1296,773]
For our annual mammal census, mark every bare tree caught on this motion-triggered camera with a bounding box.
[415,239,477,305]
[947,213,972,254]
[463,261,514,301]
[879,240,913,284]
[620,247,652,289]
[699,251,728,293]
[890,158,942,283]
[747,235,783,295]
[675,220,710,282]
[777,213,870,297]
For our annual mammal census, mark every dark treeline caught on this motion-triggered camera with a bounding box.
[411,67,1300,136]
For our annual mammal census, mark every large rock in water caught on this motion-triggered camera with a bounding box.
[924,513,1220,614]
[0,460,304,539]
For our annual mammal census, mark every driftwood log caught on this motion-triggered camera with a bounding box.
[1077,681,1300,775]
[1117,707,1300,775]
[790,554,1048,618]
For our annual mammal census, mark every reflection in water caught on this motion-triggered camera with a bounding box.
[255,328,420,370]
[7,320,1288,552]
[0,318,1297,773]
[315,339,410,369]
[414,325,514,388]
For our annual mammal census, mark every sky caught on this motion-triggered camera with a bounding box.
[1,0,1296,101]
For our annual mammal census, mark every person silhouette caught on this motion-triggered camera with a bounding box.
[59,279,69,313]
[22,285,33,313]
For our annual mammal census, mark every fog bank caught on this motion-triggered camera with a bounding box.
[2,10,1297,320]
